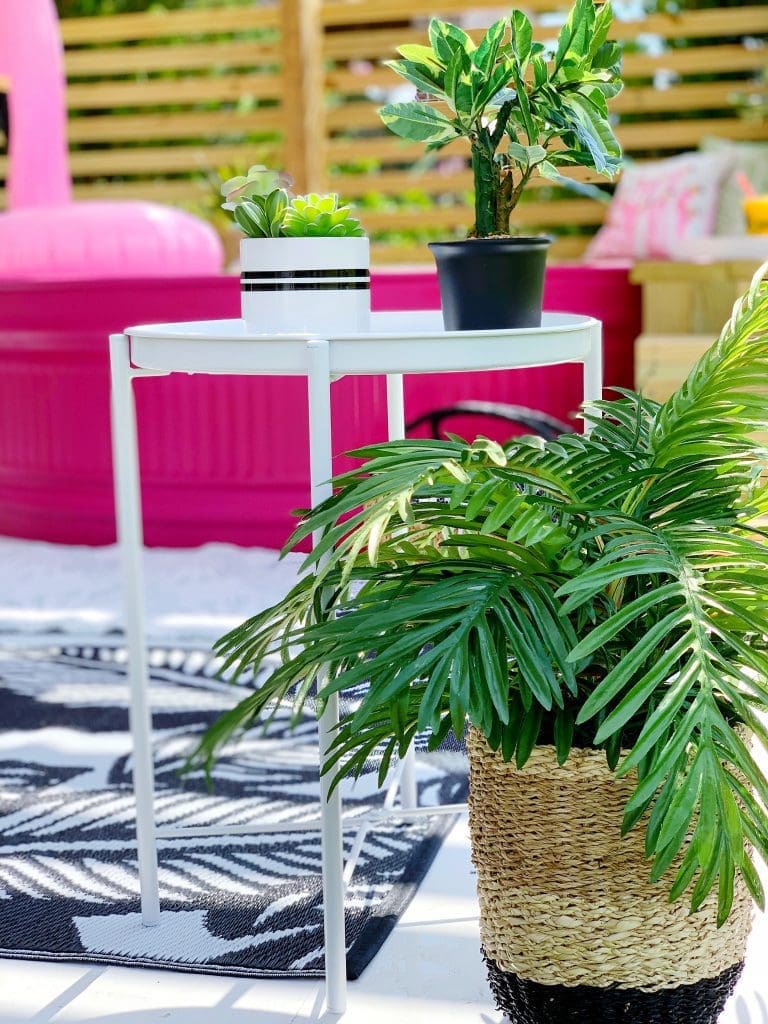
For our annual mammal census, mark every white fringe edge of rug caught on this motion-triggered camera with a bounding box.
[0,537,302,644]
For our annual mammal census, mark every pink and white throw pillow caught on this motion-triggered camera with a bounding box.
[585,151,734,261]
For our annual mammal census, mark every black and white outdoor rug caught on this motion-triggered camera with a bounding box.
[0,642,468,979]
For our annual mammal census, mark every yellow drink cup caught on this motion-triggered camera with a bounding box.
[743,196,768,234]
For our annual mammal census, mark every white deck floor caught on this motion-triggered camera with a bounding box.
[1,814,767,1024]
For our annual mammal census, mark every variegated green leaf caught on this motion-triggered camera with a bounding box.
[379,102,459,143]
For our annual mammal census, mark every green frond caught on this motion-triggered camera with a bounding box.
[188,262,768,926]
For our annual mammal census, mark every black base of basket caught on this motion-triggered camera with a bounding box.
[484,952,744,1023]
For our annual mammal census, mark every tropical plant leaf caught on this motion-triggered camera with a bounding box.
[382,58,447,99]
[559,92,621,176]
[378,102,459,143]
[396,44,446,75]
[428,17,475,64]
[509,10,533,71]
[445,46,474,120]
[471,62,514,120]
[554,0,594,73]
[473,16,507,75]
[587,2,614,60]
[186,265,768,927]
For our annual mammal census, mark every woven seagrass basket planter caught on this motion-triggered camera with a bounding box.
[467,727,753,1024]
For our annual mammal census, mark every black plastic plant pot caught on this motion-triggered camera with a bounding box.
[428,236,552,331]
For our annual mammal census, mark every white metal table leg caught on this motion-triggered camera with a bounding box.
[109,334,160,927]
[307,339,347,1015]
[386,373,418,811]
[583,320,604,435]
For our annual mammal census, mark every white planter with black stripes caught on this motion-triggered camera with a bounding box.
[240,237,370,335]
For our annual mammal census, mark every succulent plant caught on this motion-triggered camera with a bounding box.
[282,193,365,238]
[221,166,365,240]
[231,189,288,238]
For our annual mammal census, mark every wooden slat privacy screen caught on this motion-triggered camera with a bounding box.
[1,1,767,262]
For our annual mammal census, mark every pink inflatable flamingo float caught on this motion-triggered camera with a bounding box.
[0,0,222,279]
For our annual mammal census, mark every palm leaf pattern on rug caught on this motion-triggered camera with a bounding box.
[0,645,466,977]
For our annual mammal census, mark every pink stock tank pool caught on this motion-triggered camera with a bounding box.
[0,266,639,549]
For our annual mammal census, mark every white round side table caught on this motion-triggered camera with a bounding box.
[109,309,602,1014]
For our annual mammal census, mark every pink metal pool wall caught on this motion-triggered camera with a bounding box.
[0,267,638,549]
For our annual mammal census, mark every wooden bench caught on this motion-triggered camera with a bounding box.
[632,259,766,402]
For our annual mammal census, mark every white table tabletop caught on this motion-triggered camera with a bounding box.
[125,310,601,377]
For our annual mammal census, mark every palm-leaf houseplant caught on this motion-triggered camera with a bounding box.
[221,164,369,335]
[378,0,622,330]
[189,265,768,1022]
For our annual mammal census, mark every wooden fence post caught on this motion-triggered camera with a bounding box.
[280,0,326,194]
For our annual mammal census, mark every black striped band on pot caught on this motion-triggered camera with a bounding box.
[240,268,370,292]
[466,729,753,1021]
[482,955,744,1024]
